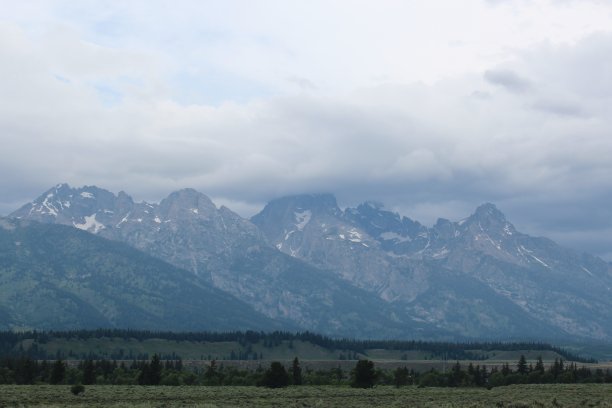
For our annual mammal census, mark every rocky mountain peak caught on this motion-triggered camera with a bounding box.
[39,183,70,200]
[75,185,119,209]
[52,182,72,195]
[346,201,425,242]
[352,201,394,218]
[287,193,339,214]
[12,183,113,222]
[472,203,506,222]
[116,191,134,207]
[432,217,453,235]
[360,201,384,210]
[435,217,453,227]
[158,189,216,217]
[163,188,215,205]
[458,203,510,233]
[251,193,341,238]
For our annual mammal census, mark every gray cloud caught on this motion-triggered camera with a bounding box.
[484,69,533,93]
[532,99,586,117]
[522,33,612,100]
[2,6,612,261]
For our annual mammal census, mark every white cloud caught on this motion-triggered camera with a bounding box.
[2,1,612,258]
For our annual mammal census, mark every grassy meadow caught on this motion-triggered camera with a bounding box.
[1,384,611,407]
[4,331,611,406]
[18,336,578,366]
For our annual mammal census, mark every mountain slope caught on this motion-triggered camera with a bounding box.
[425,204,612,338]
[12,184,612,340]
[250,194,421,302]
[0,217,279,331]
[252,195,612,340]
[10,185,445,339]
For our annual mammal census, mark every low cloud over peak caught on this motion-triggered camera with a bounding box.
[2,1,612,259]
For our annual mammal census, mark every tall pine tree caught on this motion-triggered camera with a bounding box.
[291,357,302,385]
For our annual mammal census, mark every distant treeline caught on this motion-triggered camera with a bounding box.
[0,329,596,363]
[0,354,610,387]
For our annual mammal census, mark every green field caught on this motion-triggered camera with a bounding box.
[0,384,611,407]
[19,337,576,363]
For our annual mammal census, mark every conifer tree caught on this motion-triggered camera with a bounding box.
[149,354,162,385]
[350,359,376,388]
[83,360,96,385]
[261,362,289,388]
[517,354,528,375]
[204,360,221,385]
[291,357,302,385]
[49,359,65,384]
[393,367,409,387]
[535,356,545,374]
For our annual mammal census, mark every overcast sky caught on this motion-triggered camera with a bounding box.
[2,0,612,259]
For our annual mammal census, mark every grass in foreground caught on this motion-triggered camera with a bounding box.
[0,384,611,408]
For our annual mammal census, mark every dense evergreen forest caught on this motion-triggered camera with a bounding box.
[0,329,595,363]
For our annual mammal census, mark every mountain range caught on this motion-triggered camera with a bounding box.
[4,183,612,340]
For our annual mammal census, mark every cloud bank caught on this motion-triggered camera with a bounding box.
[1,0,612,259]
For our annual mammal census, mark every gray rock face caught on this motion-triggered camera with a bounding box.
[0,217,280,331]
[12,184,263,277]
[252,196,612,340]
[11,185,612,340]
[10,184,432,338]
[251,194,423,303]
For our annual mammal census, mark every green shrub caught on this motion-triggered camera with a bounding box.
[70,384,85,395]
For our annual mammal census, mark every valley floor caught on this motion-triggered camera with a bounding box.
[0,384,611,407]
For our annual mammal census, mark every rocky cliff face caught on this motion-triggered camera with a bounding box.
[0,217,280,331]
[10,185,430,338]
[11,184,612,340]
[11,184,264,278]
[252,195,612,340]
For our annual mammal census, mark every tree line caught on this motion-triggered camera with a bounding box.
[0,329,595,363]
[0,355,609,387]
[412,355,612,387]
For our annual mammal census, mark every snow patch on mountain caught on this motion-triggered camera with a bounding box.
[294,210,311,231]
[38,194,59,216]
[116,212,130,227]
[347,228,362,243]
[380,231,412,243]
[431,247,450,259]
[582,266,594,277]
[74,214,106,234]
[530,254,551,268]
